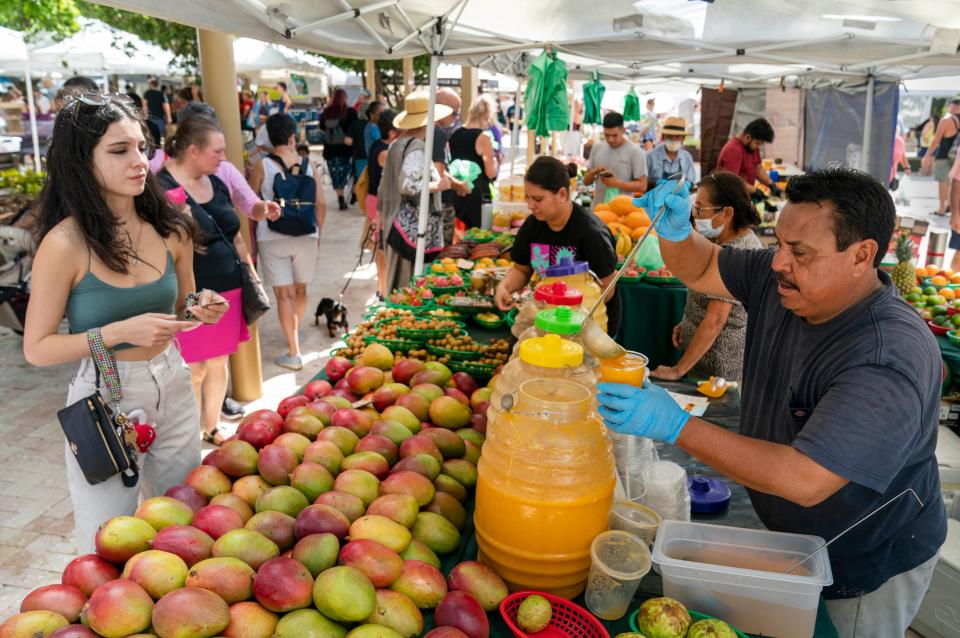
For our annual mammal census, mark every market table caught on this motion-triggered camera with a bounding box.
[615,278,687,369]
[937,334,960,389]
[305,366,839,636]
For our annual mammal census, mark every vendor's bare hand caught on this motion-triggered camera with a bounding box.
[494,284,515,311]
[671,324,683,349]
[651,365,684,381]
[453,181,471,197]
[106,313,198,348]
[436,175,452,192]
[189,289,229,325]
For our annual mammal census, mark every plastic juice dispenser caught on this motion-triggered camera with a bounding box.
[491,334,599,406]
[511,280,583,338]
[475,377,616,598]
[541,258,608,333]
[513,306,592,358]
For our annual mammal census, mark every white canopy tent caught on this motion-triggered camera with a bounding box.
[0,27,40,170]
[88,0,960,273]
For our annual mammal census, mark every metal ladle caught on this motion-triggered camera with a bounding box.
[581,174,688,361]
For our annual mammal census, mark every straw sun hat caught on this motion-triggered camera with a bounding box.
[393,91,453,130]
[662,116,688,136]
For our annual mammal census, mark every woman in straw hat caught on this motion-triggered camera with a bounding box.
[645,116,697,189]
[376,92,453,293]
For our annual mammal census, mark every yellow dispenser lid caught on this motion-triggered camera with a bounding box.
[518,333,584,368]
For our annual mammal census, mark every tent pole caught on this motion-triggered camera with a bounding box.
[510,78,521,177]
[24,60,41,171]
[414,31,440,277]
[862,74,875,173]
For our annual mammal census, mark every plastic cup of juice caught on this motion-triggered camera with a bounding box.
[585,530,652,620]
[599,351,649,386]
[610,499,661,545]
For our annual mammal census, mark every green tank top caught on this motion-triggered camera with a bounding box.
[66,250,178,350]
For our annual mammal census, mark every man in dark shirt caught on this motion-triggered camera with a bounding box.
[597,167,946,636]
[716,117,781,197]
[142,77,171,139]
[124,83,141,113]
[495,156,622,336]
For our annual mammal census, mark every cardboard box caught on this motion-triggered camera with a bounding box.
[882,216,929,266]
[0,101,23,135]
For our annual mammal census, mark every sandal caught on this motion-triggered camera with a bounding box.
[202,426,226,447]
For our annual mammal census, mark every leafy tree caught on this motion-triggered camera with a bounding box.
[0,0,79,40]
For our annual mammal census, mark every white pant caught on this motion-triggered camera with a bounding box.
[64,345,200,553]
[826,552,940,638]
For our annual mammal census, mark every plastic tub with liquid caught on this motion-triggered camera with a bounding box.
[511,280,584,338]
[652,520,833,638]
[541,259,608,333]
[491,334,599,411]
[598,351,649,386]
[475,378,616,598]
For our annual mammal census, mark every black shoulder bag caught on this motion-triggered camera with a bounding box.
[57,331,139,487]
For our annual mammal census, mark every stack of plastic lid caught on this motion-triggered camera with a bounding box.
[608,432,659,502]
[641,461,691,522]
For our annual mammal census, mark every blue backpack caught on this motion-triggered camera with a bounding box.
[266,154,317,236]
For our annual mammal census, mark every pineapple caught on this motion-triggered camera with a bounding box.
[892,232,916,296]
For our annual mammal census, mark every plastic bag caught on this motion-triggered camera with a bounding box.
[634,234,665,271]
[449,159,482,191]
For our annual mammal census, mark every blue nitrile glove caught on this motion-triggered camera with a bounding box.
[633,179,693,242]
[597,381,690,444]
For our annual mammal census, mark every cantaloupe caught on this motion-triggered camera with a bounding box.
[609,195,636,216]
[595,209,618,224]
[625,210,651,229]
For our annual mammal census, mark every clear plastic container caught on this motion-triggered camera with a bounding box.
[598,352,649,386]
[608,433,659,502]
[513,306,594,362]
[585,530,652,620]
[491,334,599,412]
[511,280,584,338]
[609,500,661,546]
[642,461,691,523]
[541,258,608,333]
[652,520,833,638]
[475,379,616,598]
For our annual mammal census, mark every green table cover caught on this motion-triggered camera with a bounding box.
[937,335,960,390]
[615,278,688,369]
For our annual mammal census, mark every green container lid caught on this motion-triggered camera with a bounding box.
[534,305,585,335]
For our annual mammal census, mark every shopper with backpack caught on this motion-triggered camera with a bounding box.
[248,113,326,370]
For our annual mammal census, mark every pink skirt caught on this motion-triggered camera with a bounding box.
[175,288,250,364]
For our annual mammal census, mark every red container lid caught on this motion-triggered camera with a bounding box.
[534,281,583,307]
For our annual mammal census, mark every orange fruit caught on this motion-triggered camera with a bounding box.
[941,287,956,300]
[631,225,651,241]
[926,264,941,276]
[625,210,651,229]
[595,209,617,224]
[931,275,949,286]
[951,274,960,284]
[594,203,611,212]
[609,195,636,216]
[916,267,927,277]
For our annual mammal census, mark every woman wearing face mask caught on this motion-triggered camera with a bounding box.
[651,171,761,382]
[645,116,697,189]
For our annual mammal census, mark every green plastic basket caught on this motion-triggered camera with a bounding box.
[375,317,467,343]
[644,274,683,286]
[425,343,483,361]
[472,313,505,329]
[428,284,468,296]
[362,334,420,351]
[629,609,748,638]
[449,360,497,379]
[504,308,518,327]
[385,300,436,312]
[417,307,467,321]
[441,297,497,315]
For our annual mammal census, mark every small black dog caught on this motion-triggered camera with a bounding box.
[315,298,349,337]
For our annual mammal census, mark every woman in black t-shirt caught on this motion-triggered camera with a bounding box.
[495,156,622,336]
[158,116,253,445]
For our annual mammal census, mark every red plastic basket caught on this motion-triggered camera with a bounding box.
[500,591,610,638]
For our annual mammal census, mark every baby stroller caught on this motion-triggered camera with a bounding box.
[0,206,33,334]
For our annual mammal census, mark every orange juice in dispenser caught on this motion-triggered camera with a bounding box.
[541,258,608,333]
[476,378,616,598]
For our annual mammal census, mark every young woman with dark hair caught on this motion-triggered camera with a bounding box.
[651,171,762,382]
[494,155,622,336]
[157,115,254,444]
[23,94,228,551]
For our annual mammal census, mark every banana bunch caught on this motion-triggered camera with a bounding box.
[614,231,632,260]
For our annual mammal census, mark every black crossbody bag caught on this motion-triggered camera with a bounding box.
[57,333,139,487]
